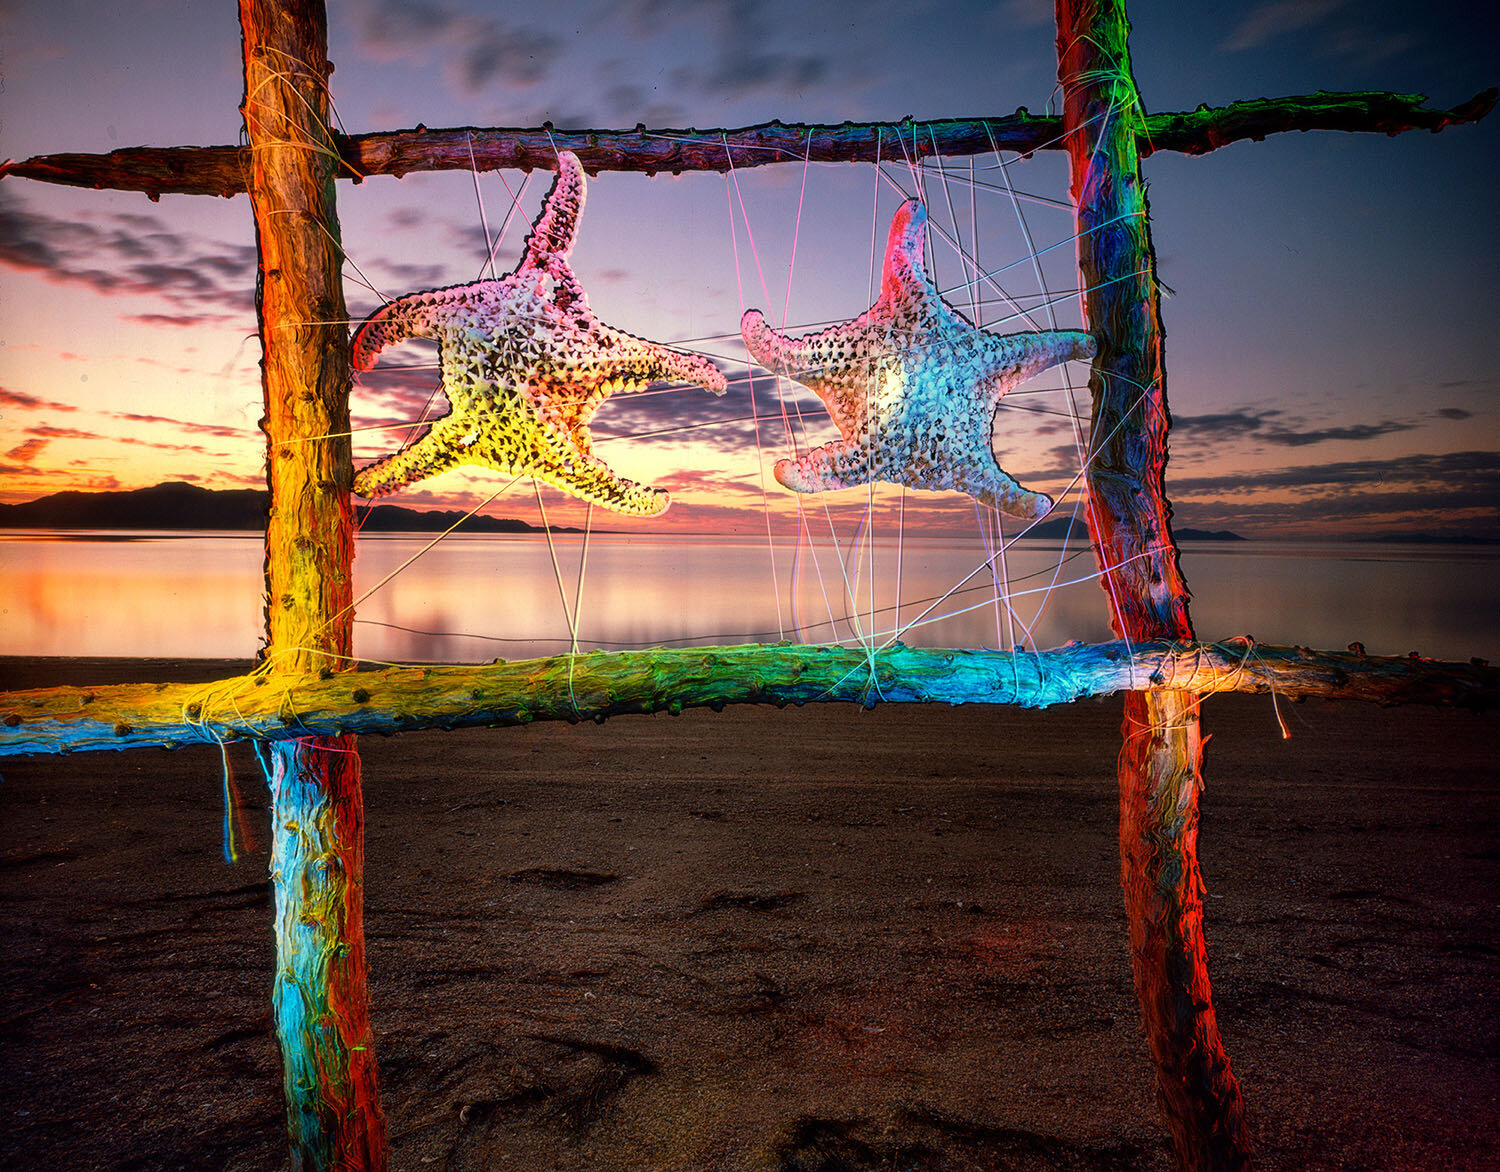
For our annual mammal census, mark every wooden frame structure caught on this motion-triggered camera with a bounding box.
[1,1,1493,1169]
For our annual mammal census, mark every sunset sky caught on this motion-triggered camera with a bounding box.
[1,0,1496,540]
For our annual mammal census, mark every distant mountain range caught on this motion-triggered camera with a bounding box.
[0,482,1245,540]
[0,481,583,534]
[1022,514,1244,542]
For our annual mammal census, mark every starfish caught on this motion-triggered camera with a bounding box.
[351,150,726,516]
[741,199,1095,520]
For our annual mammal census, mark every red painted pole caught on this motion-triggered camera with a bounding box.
[1055,1,1253,1167]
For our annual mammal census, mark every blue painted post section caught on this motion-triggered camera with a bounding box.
[265,736,381,1169]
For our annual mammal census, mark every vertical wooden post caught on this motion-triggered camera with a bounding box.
[240,2,386,1168]
[1054,1,1253,1168]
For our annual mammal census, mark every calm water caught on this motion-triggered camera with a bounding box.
[1,530,1495,664]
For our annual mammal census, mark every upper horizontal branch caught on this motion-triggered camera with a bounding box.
[2,89,1491,198]
[1,638,1492,758]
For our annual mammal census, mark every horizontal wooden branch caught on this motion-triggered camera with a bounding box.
[2,89,1491,198]
[1,639,1492,758]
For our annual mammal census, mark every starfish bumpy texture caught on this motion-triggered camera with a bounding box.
[741,200,1096,520]
[351,151,726,515]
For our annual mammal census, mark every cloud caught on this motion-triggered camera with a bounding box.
[996,0,1053,30]
[12,414,253,459]
[386,207,427,231]
[122,312,238,328]
[354,0,561,93]
[608,0,680,37]
[1436,407,1473,421]
[110,412,252,440]
[588,371,804,454]
[1013,441,1088,482]
[650,465,765,499]
[454,23,558,89]
[1174,406,1432,448]
[597,78,686,127]
[438,219,529,272]
[1220,0,1419,67]
[676,0,831,102]
[1222,0,1347,52]
[0,195,255,316]
[350,364,447,418]
[5,438,50,464]
[25,424,100,441]
[1168,449,1500,497]
[1260,420,1415,447]
[373,260,451,291]
[1172,411,1267,439]
[605,0,836,106]
[0,387,78,412]
[1166,450,1500,537]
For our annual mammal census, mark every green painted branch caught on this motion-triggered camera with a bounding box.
[1,89,1490,197]
[1,640,1492,758]
[1139,86,1496,155]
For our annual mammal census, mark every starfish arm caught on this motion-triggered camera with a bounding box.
[740,308,806,377]
[753,197,1090,517]
[964,467,1055,521]
[351,284,492,371]
[519,327,726,448]
[977,329,1097,397]
[519,151,585,273]
[457,400,670,515]
[350,149,716,517]
[352,417,465,497]
[740,309,868,434]
[535,456,670,517]
[354,388,671,515]
[582,327,728,396]
[880,199,929,303]
[773,439,876,495]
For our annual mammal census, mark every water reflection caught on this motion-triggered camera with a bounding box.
[1,530,1494,663]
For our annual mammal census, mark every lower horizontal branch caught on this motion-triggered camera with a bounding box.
[1,638,1492,758]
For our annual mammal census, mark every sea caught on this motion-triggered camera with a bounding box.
[1,530,1495,666]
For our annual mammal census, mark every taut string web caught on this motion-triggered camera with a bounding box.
[316,99,1164,671]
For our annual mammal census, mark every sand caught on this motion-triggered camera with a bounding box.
[1,658,1497,1171]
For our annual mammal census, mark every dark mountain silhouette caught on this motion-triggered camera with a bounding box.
[0,482,582,534]
[1024,514,1243,541]
[0,482,1243,540]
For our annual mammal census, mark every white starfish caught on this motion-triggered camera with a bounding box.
[351,150,726,516]
[741,199,1095,520]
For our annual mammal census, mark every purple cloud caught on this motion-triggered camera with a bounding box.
[0,194,255,316]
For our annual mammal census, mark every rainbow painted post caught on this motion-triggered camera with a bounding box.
[240,0,386,1166]
[1057,0,1252,1166]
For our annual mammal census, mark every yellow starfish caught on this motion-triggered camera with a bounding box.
[352,150,726,515]
[742,199,1095,520]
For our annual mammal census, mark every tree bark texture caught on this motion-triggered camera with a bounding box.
[1,88,1490,197]
[1057,2,1254,1169]
[240,1,384,1168]
[3,639,1494,758]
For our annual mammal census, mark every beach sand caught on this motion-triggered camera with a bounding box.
[1,658,1496,1171]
